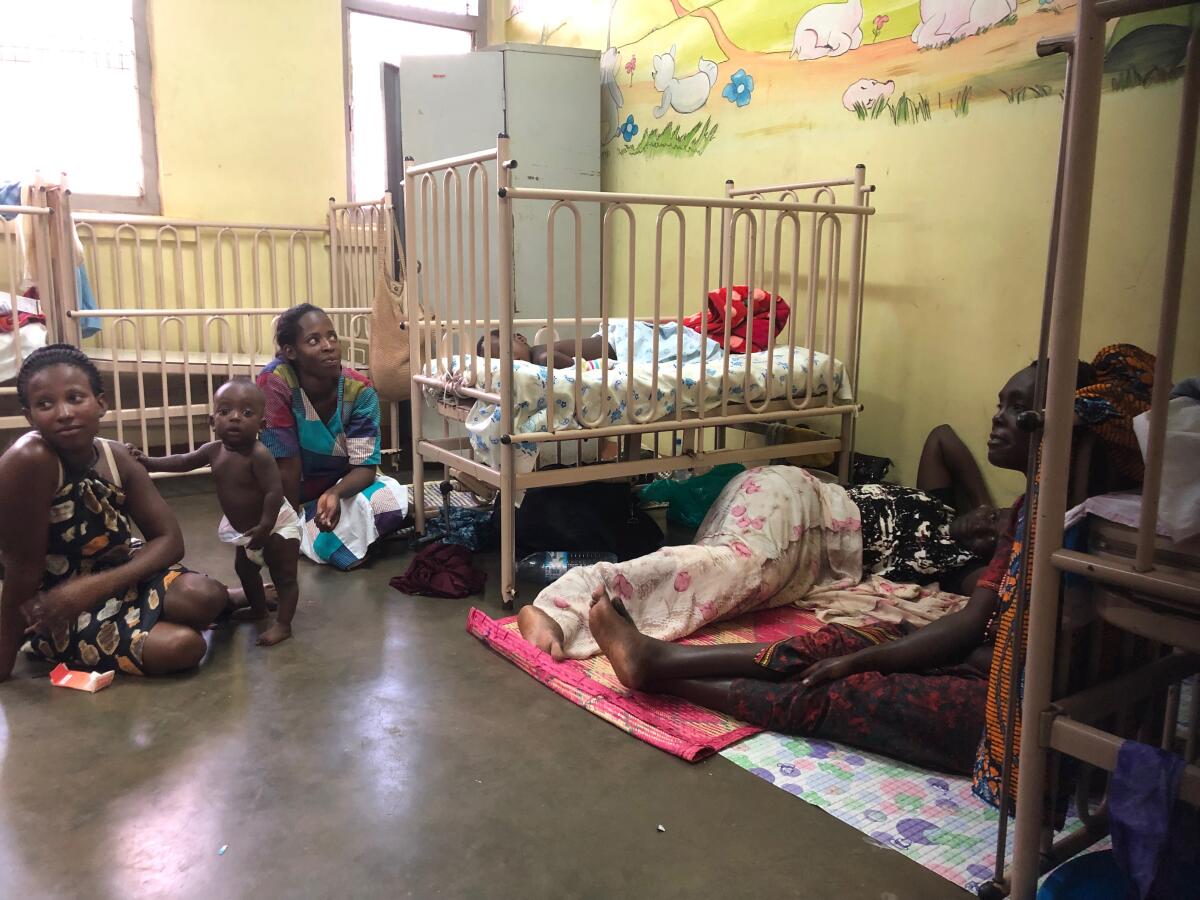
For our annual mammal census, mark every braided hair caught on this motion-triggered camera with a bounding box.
[275,303,326,355]
[16,344,103,407]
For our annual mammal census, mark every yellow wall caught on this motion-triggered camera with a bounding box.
[148,0,347,224]
[508,1,1200,499]
[103,1,1200,497]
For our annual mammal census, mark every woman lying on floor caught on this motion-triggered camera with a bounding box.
[0,346,229,679]
[583,348,1151,786]
[257,304,408,570]
[519,421,1005,662]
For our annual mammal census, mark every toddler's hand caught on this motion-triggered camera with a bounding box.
[246,524,271,551]
[125,443,148,465]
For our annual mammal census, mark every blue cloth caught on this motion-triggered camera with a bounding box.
[1110,740,1200,899]
[606,320,722,368]
[1170,376,1200,402]
[0,181,20,218]
[1037,851,1129,900]
[75,264,101,337]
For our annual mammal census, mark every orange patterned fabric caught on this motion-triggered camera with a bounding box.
[1073,343,1155,482]
[973,343,1154,811]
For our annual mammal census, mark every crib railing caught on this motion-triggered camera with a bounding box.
[63,305,372,463]
[405,139,874,448]
[329,197,389,370]
[0,189,401,464]
[0,194,61,392]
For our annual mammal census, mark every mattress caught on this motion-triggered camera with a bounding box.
[424,321,851,475]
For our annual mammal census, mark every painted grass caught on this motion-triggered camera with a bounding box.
[1110,65,1185,92]
[621,117,720,158]
[952,85,972,118]
[852,99,891,121]
[1000,83,1056,103]
[889,92,932,125]
[926,12,1018,50]
[853,93,933,125]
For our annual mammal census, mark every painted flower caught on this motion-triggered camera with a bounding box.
[619,114,639,143]
[673,571,692,592]
[721,68,754,108]
[625,54,637,85]
[730,540,753,558]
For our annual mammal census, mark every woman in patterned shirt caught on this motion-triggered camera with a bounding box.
[258,305,408,570]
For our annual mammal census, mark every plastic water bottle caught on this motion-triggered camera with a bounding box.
[672,438,692,481]
[516,551,618,585]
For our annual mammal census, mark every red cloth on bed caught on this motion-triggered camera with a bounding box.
[682,286,790,354]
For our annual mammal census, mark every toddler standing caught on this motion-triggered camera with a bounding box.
[130,379,300,645]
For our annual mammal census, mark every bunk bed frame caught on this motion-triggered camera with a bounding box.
[995,3,1200,897]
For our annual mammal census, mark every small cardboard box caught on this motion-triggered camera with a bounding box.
[49,663,114,693]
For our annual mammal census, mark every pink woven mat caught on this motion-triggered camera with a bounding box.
[466,605,823,761]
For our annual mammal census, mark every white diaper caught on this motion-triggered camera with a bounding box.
[217,500,303,567]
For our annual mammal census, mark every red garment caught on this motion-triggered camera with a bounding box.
[0,309,46,333]
[391,541,486,599]
[682,285,790,354]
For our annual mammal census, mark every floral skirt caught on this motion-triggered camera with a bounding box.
[23,566,185,675]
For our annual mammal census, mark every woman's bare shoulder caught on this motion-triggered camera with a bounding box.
[0,434,59,505]
[0,432,59,472]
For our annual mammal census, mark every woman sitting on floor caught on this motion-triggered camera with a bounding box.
[258,304,408,570]
[0,345,229,679]
[519,421,1006,662]
[583,348,1150,786]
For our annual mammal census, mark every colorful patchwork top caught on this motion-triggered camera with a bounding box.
[257,358,382,502]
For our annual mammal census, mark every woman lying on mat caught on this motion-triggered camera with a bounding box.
[0,345,229,679]
[519,420,1006,663]
[257,304,408,570]
[579,349,1150,785]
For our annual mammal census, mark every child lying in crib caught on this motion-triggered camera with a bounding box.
[477,329,617,370]
[127,379,301,646]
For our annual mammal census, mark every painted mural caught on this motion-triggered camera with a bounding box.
[507,0,1193,159]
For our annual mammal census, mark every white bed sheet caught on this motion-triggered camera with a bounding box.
[424,336,850,475]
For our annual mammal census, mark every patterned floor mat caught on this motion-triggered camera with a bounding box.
[722,731,1110,893]
[467,605,823,761]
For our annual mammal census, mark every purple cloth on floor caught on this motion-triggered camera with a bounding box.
[390,542,486,599]
[1109,740,1199,900]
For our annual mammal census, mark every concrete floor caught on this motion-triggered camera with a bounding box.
[0,483,970,899]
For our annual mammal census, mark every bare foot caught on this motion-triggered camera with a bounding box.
[517,605,567,661]
[588,595,656,691]
[230,607,269,624]
[256,622,292,646]
[225,583,279,613]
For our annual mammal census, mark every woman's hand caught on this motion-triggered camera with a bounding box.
[799,654,859,689]
[314,491,341,532]
[20,585,77,636]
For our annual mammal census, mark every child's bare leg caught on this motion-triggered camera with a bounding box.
[226,583,279,612]
[257,534,300,646]
[230,547,270,623]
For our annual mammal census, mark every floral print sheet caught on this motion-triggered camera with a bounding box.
[535,466,862,658]
[426,325,849,476]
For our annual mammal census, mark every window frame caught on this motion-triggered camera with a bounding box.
[340,0,485,201]
[66,0,162,215]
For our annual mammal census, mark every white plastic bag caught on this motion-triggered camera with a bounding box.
[1133,396,1200,541]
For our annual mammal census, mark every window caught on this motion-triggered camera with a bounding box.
[343,1,478,201]
[0,0,159,213]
